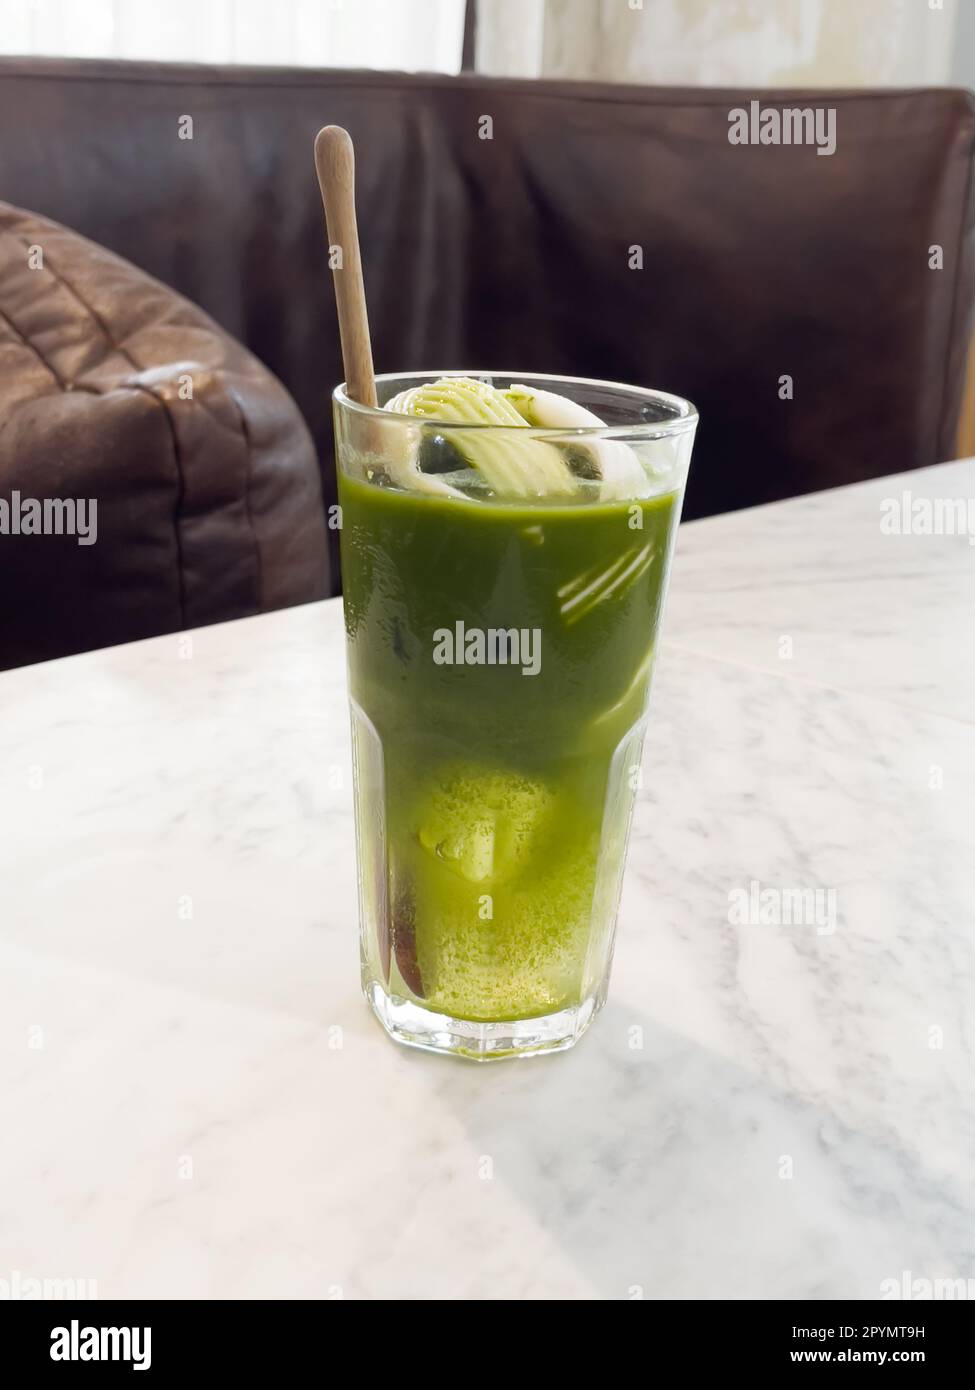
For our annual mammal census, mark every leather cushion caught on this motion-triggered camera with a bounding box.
[0,201,329,669]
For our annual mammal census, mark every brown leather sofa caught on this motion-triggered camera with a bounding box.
[0,201,329,671]
[2,57,975,601]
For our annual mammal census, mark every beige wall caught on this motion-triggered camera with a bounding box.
[478,0,963,88]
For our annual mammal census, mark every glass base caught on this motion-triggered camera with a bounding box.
[365,981,603,1061]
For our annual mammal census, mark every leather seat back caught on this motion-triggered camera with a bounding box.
[2,59,973,561]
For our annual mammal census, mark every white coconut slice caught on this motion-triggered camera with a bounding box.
[505,384,647,498]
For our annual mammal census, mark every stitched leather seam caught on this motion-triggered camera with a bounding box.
[125,380,189,630]
[0,298,66,389]
[225,384,265,613]
[7,230,141,372]
[2,225,189,628]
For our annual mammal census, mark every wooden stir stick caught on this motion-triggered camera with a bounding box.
[314,125,377,407]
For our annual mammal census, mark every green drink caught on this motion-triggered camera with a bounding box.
[335,374,696,1059]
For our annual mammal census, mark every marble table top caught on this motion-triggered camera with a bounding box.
[0,459,972,1300]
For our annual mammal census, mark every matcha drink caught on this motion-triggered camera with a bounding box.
[335,373,696,1059]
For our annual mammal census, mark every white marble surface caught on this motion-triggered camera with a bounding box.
[0,461,972,1301]
[668,460,975,722]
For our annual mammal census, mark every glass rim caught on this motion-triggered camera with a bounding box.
[333,370,698,439]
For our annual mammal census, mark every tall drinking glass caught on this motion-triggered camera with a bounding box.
[335,372,697,1059]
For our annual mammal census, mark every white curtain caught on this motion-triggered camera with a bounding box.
[0,0,467,72]
[477,0,962,88]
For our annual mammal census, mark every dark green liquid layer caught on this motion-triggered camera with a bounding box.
[339,473,680,1021]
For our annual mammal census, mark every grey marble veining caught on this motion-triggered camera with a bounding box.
[0,463,972,1300]
[668,459,975,723]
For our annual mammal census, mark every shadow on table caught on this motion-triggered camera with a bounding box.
[393,998,972,1301]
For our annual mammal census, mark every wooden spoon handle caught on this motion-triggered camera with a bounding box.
[314,125,377,408]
